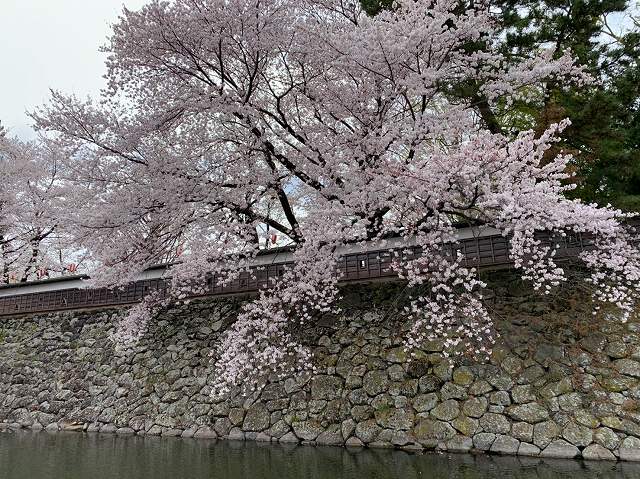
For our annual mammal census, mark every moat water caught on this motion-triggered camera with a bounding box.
[1,431,639,478]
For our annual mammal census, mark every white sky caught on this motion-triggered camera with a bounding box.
[1,0,147,139]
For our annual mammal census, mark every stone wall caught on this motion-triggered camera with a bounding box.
[1,273,640,462]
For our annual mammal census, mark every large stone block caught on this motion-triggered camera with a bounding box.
[479,413,510,434]
[490,435,520,455]
[292,420,324,441]
[242,404,270,432]
[472,432,496,451]
[462,397,488,418]
[311,375,343,400]
[413,419,456,443]
[430,400,460,422]
[355,419,381,443]
[562,422,593,447]
[507,403,549,423]
[540,440,580,459]
[615,359,640,378]
[533,421,560,448]
[582,444,616,461]
[363,370,389,396]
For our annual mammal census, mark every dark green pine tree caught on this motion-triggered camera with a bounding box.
[361,1,640,211]
[360,0,395,15]
[567,18,640,210]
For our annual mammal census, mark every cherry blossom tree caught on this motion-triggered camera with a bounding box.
[0,127,77,283]
[32,0,639,396]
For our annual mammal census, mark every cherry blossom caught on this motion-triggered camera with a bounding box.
[31,0,639,395]
[0,127,79,283]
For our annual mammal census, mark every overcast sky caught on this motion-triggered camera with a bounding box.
[1,0,147,139]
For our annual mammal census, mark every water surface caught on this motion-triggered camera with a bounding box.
[1,431,638,479]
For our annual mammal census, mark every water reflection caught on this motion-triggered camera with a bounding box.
[0,431,638,479]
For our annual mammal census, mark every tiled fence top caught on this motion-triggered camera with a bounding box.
[0,227,621,317]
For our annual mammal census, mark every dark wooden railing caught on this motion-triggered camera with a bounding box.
[0,228,605,317]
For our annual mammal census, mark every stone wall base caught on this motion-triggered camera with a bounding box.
[1,278,640,462]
